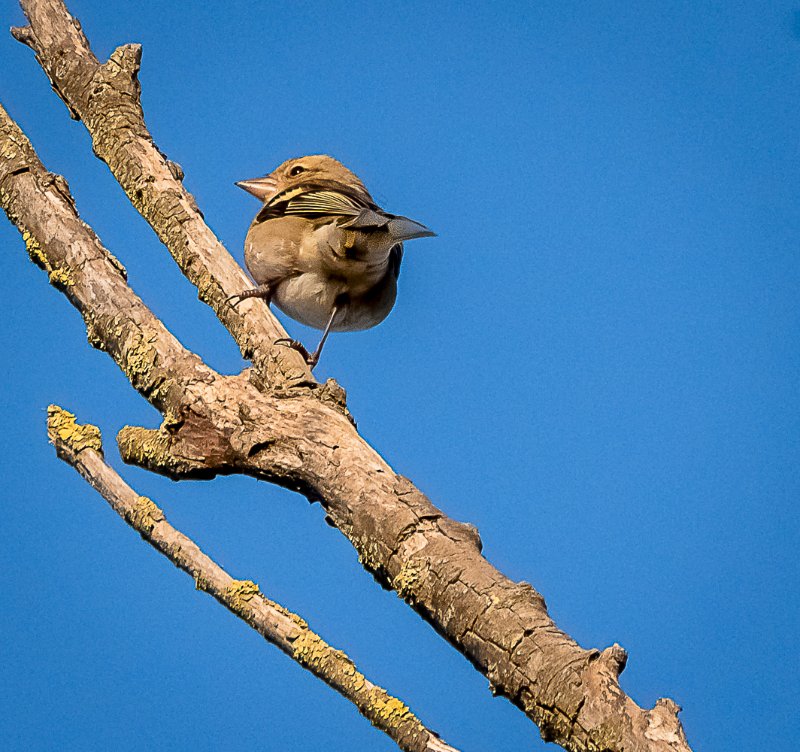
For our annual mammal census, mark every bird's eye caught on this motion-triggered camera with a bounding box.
[289,165,306,177]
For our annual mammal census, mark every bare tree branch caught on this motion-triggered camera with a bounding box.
[12,0,312,387]
[0,100,206,415]
[46,405,459,752]
[1,2,695,749]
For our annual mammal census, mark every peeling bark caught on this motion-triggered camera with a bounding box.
[0,2,695,750]
[47,406,458,752]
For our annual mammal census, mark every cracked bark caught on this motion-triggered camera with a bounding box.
[46,405,458,752]
[1,2,694,750]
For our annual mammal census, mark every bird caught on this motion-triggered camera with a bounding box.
[229,155,435,367]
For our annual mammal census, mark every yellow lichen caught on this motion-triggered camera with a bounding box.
[123,332,159,388]
[48,268,74,287]
[291,630,358,684]
[117,426,168,464]
[22,229,49,269]
[129,495,165,535]
[292,630,331,668]
[46,405,103,454]
[291,629,427,737]
[196,271,219,306]
[291,631,369,694]
[226,579,261,611]
[356,538,384,572]
[85,317,107,351]
[116,426,192,477]
[393,559,425,603]
[365,688,415,724]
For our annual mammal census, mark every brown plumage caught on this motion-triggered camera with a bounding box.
[230,155,434,366]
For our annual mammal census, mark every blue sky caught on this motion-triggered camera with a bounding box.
[1,1,797,750]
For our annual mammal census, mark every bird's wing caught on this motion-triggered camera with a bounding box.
[283,190,365,216]
[256,187,434,243]
[338,207,392,229]
[341,211,434,240]
[256,188,369,223]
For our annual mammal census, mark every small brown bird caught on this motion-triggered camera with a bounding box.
[230,155,434,366]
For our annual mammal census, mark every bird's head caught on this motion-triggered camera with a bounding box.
[236,155,373,206]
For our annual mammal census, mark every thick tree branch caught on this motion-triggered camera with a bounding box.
[0,90,690,752]
[12,0,313,386]
[0,100,210,416]
[0,99,342,480]
[2,3,695,749]
[46,405,458,752]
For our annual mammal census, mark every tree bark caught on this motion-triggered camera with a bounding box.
[1,3,693,750]
[46,405,458,752]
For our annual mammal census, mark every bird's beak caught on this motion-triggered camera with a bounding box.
[235,175,278,202]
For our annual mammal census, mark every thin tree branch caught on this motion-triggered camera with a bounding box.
[1,3,695,749]
[12,0,313,387]
[46,405,458,752]
[0,89,690,752]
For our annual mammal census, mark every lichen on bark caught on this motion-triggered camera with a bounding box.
[1,3,694,751]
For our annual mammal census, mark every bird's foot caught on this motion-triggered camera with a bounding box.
[226,284,272,308]
[275,338,318,367]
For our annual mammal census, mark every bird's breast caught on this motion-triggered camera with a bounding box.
[273,272,397,332]
[244,215,398,331]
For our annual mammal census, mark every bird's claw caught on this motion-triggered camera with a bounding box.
[275,338,318,367]
[226,284,273,309]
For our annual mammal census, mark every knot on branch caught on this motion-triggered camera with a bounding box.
[101,43,142,96]
[438,517,483,551]
[584,643,628,690]
[41,171,76,211]
[10,25,35,48]
[255,342,317,392]
[646,697,687,746]
[249,350,352,422]
[117,424,218,479]
[166,160,184,181]
[83,44,145,139]
[598,642,628,676]
[509,580,547,611]
[47,405,103,459]
[315,378,353,421]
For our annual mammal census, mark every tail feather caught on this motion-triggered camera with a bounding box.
[387,215,436,241]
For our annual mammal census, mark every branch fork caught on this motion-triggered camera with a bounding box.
[0,2,693,750]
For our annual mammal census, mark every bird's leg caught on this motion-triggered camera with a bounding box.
[226,283,272,308]
[308,305,340,366]
[275,305,339,368]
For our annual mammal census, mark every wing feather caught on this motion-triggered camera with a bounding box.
[283,190,364,216]
[256,188,370,223]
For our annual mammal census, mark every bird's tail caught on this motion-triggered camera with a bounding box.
[387,216,436,241]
